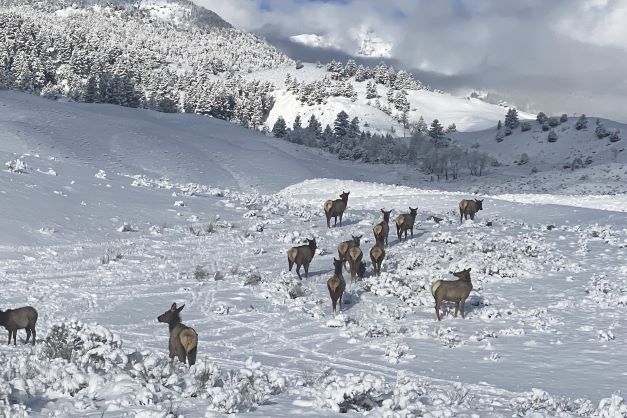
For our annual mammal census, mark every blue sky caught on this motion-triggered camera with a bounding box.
[196,0,627,122]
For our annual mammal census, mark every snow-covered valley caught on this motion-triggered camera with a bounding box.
[1,92,627,416]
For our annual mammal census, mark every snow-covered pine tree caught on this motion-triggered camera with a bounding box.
[429,119,445,140]
[575,114,588,130]
[334,110,350,138]
[536,112,548,124]
[366,80,378,99]
[497,120,502,130]
[446,123,457,133]
[504,108,520,129]
[272,116,288,138]
[307,114,322,136]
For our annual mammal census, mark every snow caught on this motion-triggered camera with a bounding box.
[1,91,627,416]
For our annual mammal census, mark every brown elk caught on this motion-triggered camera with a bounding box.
[337,235,361,265]
[373,209,393,246]
[157,303,198,366]
[347,246,363,284]
[431,268,473,321]
[369,237,385,276]
[395,207,418,241]
[324,191,350,228]
[327,258,346,315]
[0,306,38,345]
[459,199,483,223]
[287,238,317,279]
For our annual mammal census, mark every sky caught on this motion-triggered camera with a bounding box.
[194,0,627,122]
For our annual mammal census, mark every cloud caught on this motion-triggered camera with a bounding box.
[194,0,627,122]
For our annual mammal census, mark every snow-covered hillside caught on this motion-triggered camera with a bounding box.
[1,91,627,416]
[249,63,532,135]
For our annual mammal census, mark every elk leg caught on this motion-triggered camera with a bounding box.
[7,331,11,345]
[339,214,343,226]
[435,301,441,321]
[288,257,294,271]
[177,349,187,364]
[12,330,17,346]
[410,228,414,238]
[25,328,31,344]
[470,213,475,220]
[304,263,309,278]
[460,298,467,318]
[296,265,302,280]
[454,302,460,318]
[31,327,36,345]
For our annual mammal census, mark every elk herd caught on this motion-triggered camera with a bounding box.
[1,191,484,368]
[288,192,486,322]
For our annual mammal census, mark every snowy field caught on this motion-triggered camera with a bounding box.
[1,92,627,417]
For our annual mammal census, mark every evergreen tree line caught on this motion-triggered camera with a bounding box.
[0,4,291,127]
[272,111,492,180]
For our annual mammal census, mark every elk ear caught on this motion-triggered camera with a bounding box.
[466,268,472,272]
[170,302,178,311]
[177,304,185,312]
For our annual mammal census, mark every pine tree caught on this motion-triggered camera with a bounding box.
[429,119,445,140]
[446,123,457,133]
[416,116,428,134]
[504,108,520,129]
[343,59,357,77]
[334,111,350,138]
[307,114,322,136]
[293,115,302,131]
[497,120,502,130]
[536,112,548,125]
[349,117,360,138]
[272,116,288,138]
[366,80,378,99]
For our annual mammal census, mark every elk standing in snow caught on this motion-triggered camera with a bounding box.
[327,258,346,315]
[395,207,418,241]
[459,199,483,223]
[373,209,393,246]
[347,245,363,284]
[337,235,361,265]
[157,303,198,366]
[0,306,38,345]
[369,237,386,277]
[324,191,350,228]
[287,238,317,279]
[431,268,473,321]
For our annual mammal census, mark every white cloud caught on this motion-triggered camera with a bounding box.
[193,0,627,122]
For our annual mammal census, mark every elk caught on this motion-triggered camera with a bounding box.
[337,235,361,265]
[324,191,350,228]
[431,268,473,321]
[373,209,393,246]
[0,306,38,345]
[157,303,198,366]
[395,207,418,241]
[347,245,363,284]
[287,238,317,279]
[459,199,484,223]
[369,237,385,277]
[327,258,346,315]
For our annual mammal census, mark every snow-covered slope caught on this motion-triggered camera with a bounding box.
[249,63,532,134]
[454,116,626,167]
[1,91,627,416]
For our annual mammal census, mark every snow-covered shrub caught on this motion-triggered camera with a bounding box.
[312,370,390,413]
[504,126,512,136]
[595,124,610,139]
[205,358,286,414]
[548,116,560,127]
[520,121,531,132]
[542,123,550,131]
[548,129,558,143]
[5,159,27,173]
[510,388,594,417]
[571,157,584,171]
[517,153,529,165]
[609,129,621,142]
[495,130,504,142]
[43,321,124,372]
[560,113,568,123]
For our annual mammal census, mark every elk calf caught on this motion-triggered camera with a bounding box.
[347,246,363,284]
[324,191,350,228]
[287,238,317,279]
[369,237,385,277]
[0,306,38,345]
[327,258,346,315]
[337,235,361,265]
[431,268,473,321]
[395,207,418,241]
[459,199,484,223]
[373,209,392,246]
[158,303,198,366]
